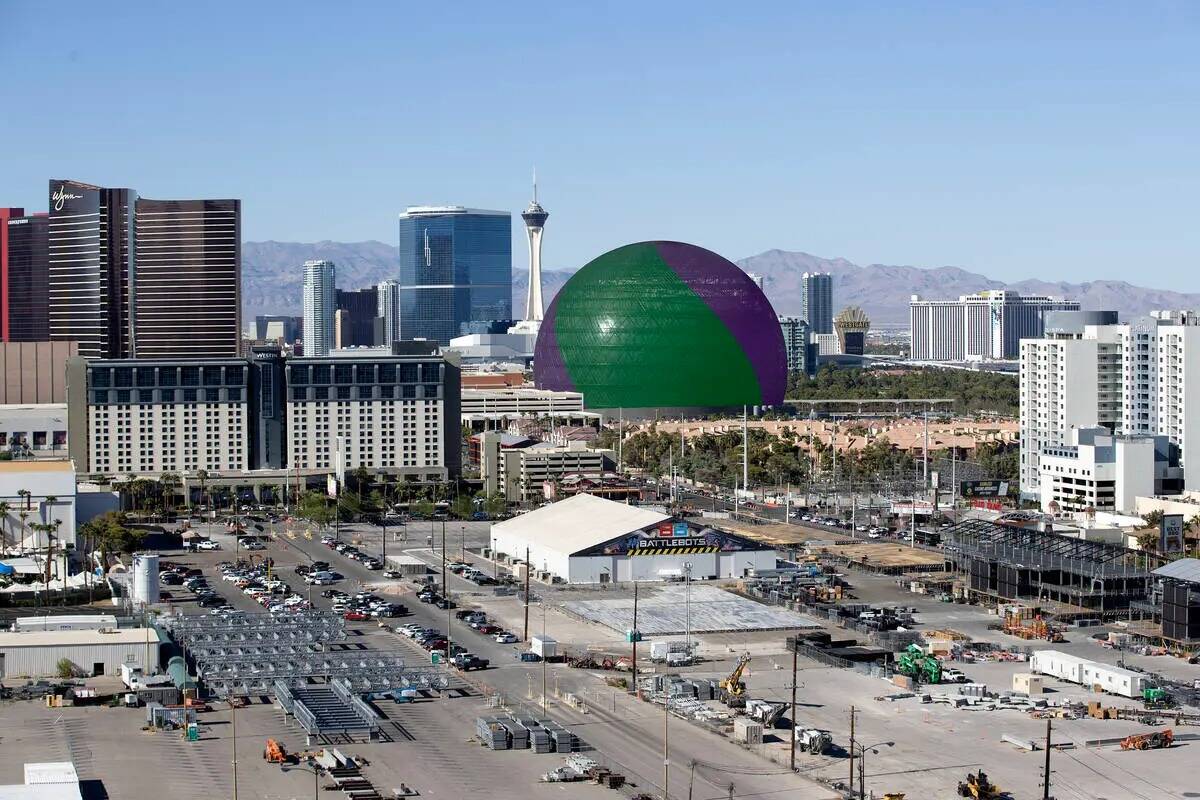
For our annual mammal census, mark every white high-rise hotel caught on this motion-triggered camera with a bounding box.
[302,260,336,357]
[911,290,1079,361]
[1020,309,1200,500]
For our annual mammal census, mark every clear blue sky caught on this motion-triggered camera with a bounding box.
[2,2,1197,286]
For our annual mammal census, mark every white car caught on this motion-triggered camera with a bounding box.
[196,540,220,551]
[494,632,518,644]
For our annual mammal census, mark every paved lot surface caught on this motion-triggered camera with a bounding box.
[563,584,823,635]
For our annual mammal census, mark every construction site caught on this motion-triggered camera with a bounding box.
[2,512,1198,800]
[943,519,1161,619]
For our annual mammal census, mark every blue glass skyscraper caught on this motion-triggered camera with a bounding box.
[398,206,512,344]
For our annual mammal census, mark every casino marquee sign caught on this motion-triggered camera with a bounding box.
[576,519,767,558]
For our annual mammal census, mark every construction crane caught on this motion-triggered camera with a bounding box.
[719,653,751,708]
[956,770,999,799]
[1120,728,1174,750]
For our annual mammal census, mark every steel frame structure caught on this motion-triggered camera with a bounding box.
[163,612,451,698]
[945,519,1160,615]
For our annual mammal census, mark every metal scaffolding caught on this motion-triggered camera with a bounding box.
[945,519,1160,616]
[161,611,448,698]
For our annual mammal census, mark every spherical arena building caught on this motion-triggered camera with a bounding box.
[533,241,786,409]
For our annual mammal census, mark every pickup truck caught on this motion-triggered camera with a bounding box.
[452,653,490,671]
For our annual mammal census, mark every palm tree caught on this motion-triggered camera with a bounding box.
[0,500,10,553]
[17,509,29,555]
[196,469,210,518]
[158,472,181,518]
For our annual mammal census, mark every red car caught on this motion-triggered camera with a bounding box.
[475,624,501,635]
[343,611,368,621]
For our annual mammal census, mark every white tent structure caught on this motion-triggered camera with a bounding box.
[491,494,776,584]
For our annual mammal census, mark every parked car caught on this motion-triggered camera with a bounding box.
[343,611,369,621]
[494,632,518,644]
[382,569,402,579]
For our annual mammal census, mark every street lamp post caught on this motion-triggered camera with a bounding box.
[282,758,321,799]
[851,741,894,799]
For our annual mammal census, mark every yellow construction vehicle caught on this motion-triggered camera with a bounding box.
[956,770,999,799]
[719,653,751,708]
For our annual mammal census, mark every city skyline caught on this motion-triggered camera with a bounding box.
[2,5,1198,289]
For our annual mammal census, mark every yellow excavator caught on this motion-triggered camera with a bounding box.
[719,653,751,708]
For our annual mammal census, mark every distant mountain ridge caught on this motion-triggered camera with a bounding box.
[735,249,1200,326]
[241,240,1198,328]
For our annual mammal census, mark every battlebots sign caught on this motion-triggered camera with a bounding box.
[581,521,762,557]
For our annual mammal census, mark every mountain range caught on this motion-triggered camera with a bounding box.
[242,240,1200,329]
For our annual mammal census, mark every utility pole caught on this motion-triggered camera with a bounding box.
[442,522,450,664]
[831,424,838,515]
[684,563,692,654]
[922,410,929,485]
[848,705,857,797]
[632,581,640,698]
[618,408,624,473]
[789,642,798,771]
[523,546,531,641]
[542,601,548,709]
[1042,718,1053,800]
[663,689,670,800]
[742,405,749,496]
[231,699,239,800]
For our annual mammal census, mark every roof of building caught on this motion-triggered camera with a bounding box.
[0,628,161,647]
[0,461,74,474]
[0,558,41,575]
[1030,649,1145,678]
[1153,558,1200,583]
[23,764,77,786]
[0,763,82,800]
[13,615,117,630]
[385,555,426,566]
[0,786,82,800]
[492,494,669,555]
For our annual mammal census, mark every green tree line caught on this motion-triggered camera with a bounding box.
[785,366,1019,416]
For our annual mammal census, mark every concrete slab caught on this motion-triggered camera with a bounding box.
[563,584,823,635]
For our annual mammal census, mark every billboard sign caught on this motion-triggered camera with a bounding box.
[960,480,1012,498]
[1160,514,1186,553]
